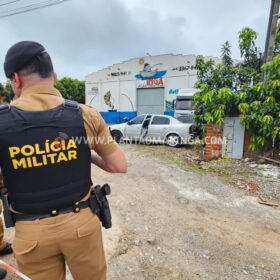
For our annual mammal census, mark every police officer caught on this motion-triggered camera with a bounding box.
[0,177,12,280]
[0,173,13,280]
[0,174,13,255]
[0,41,127,280]
[0,92,14,280]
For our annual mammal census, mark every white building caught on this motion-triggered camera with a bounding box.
[85,54,220,123]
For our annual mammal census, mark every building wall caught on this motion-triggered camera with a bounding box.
[85,54,220,123]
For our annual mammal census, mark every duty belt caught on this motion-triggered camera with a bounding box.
[13,199,90,222]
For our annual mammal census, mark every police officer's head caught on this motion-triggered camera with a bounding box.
[3,41,57,98]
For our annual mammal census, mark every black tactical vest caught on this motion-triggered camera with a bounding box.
[0,100,92,214]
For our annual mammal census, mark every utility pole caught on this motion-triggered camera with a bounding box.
[264,0,280,63]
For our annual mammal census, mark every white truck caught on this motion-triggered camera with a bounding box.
[174,88,197,122]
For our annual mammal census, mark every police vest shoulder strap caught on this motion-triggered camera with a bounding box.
[0,103,11,114]
[64,100,79,111]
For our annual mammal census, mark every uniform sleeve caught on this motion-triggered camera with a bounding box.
[80,105,118,157]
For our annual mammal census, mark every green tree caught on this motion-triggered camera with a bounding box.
[195,55,215,88]
[194,41,238,128]
[0,82,11,102]
[55,77,85,104]
[274,23,280,56]
[237,27,263,86]
[0,83,4,95]
[221,41,233,67]
[239,55,280,150]
[237,26,279,151]
[196,41,236,90]
[194,27,279,152]
[220,41,236,88]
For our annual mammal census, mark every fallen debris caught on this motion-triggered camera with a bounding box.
[146,237,157,245]
[258,156,280,165]
[247,181,261,193]
[258,195,278,207]
[258,201,278,207]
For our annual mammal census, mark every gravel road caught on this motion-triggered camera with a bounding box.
[3,144,280,279]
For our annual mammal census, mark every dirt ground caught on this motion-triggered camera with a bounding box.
[2,144,280,279]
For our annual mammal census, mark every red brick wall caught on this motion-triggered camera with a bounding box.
[243,130,252,159]
[204,124,223,161]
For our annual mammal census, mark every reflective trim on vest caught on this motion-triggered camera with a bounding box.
[0,101,92,214]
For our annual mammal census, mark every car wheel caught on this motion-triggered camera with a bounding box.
[165,134,181,147]
[111,130,123,143]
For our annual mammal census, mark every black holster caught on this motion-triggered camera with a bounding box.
[0,188,15,228]
[89,184,112,229]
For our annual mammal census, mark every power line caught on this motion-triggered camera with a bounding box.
[0,0,71,18]
[0,0,20,7]
[0,0,70,15]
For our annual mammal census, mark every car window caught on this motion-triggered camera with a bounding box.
[129,115,145,125]
[177,115,193,123]
[175,99,194,110]
[151,116,170,125]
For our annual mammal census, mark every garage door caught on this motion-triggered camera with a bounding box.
[137,88,164,115]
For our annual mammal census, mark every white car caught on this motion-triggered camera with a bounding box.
[109,114,194,147]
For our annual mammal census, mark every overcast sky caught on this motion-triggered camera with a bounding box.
[0,0,270,83]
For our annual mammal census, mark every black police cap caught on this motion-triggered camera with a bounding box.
[4,41,46,78]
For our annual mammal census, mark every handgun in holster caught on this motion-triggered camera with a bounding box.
[0,188,15,228]
[89,184,112,229]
